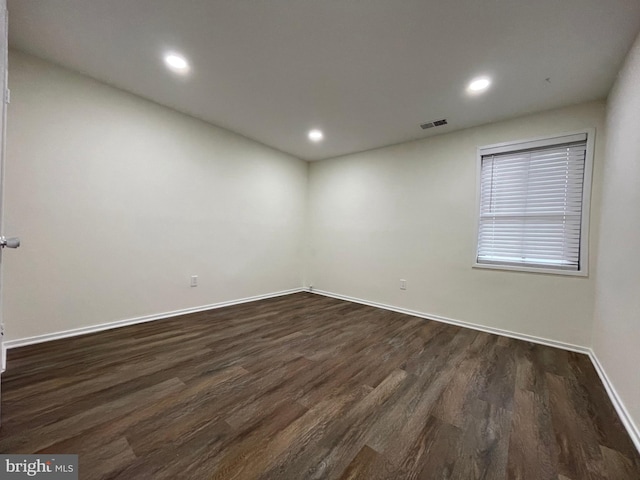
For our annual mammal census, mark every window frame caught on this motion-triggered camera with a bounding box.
[473,129,595,277]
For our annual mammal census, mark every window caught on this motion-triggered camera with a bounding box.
[475,131,594,275]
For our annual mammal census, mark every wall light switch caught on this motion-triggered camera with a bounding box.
[190,275,198,287]
[400,279,407,290]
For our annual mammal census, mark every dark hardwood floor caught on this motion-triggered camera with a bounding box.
[0,292,638,479]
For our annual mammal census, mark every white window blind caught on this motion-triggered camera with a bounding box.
[477,135,588,271]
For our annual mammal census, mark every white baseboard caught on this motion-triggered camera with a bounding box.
[308,288,589,353]
[4,287,304,349]
[588,349,640,454]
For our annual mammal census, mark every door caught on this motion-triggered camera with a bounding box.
[0,0,17,427]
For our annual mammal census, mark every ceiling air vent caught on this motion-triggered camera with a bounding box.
[420,118,448,130]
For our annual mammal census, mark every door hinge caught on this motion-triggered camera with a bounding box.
[4,88,10,104]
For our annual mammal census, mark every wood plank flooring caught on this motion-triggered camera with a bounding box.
[1,292,638,479]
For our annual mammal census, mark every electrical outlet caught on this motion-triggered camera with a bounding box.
[400,279,407,290]
[190,275,198,287]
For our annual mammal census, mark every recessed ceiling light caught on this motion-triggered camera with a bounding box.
[467,76,491,94]
[164,53,190,73]
[308,129,324,142]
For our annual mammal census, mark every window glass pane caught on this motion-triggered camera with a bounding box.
[477,140,587,271]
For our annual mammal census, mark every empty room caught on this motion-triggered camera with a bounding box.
[0,0,639,479]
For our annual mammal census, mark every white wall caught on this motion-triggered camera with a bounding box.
[3,51,307,341]
[592,32,640,439]
[0,49,615,357]
[308,101,606,348]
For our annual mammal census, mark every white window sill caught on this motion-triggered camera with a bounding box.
[472,262,588,277]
